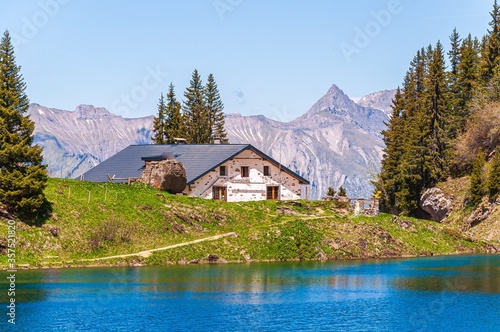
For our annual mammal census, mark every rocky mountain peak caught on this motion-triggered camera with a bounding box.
[357,89,397,116]
[325,84,352,101]
[74,104,117,120]
[299,84,356,119]
[293,84,388,138]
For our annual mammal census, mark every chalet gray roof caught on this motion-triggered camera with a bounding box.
[80,144,310,185]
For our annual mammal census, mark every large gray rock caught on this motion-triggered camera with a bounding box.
[420,188,452,222]
[138,160,187,193]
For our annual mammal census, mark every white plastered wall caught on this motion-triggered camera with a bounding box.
[183,149,304,202]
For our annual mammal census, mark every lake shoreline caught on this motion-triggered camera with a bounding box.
[3,249,495,271]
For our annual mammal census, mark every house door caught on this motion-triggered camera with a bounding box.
[213,186,227,201]
[266,186,280,200]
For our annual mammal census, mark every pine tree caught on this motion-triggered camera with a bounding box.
[376,88,405,211]
[183,69,209,143]
[470,150,486,206]
[326,187,335,197]
[479,0,500,84]
[0,30,47,215]
[448,29,464,137]
[395,48,430,214]
[338,186,346,197]
[205,73,227,143]
[152,93,167,144]
[448,28,462,77]
[164,83,185,144]
[485,61,500,101]
[424,41,450,181]
[451,34,479,133]
[448,28,465,138]
[488,147,500,200]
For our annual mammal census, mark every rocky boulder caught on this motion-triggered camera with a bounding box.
[420,188,452,222]
[138,160,187,193]
[467,201,493,226]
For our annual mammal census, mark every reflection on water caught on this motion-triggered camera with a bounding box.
[393,255,500,294]
[122,261,395,304]
[0,255,499,331]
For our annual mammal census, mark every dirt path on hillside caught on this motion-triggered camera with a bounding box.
[81,214,332,263]
[82,232,237,262]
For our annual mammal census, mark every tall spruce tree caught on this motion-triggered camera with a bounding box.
[205,73,227,143]
[0,30,47,215]
[164,83,185,144]
[448,29,464,137]
[152,93,167,144]
[395,48,430,214]
[479,0,500,84]
[451,34,480,133]
[183,69,209,143]
[424,41,449,180]
[448,28,462,77]
[376,88,405,211]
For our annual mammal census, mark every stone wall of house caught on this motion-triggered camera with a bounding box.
[184,149,304,201]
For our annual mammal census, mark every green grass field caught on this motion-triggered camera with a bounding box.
[0,178,490,269]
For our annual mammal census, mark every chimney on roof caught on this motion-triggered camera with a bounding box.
[174,138,187,144]
[161,152,174,160]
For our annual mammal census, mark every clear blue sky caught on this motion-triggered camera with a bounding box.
[0,0,492,121]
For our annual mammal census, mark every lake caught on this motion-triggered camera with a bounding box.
[1,255,500,331]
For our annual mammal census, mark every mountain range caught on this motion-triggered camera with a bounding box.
[356,89,396,116]
[29,104,153,179]
[28,85,396,199]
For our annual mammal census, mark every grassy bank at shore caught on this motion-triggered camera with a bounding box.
[0,179,493,269]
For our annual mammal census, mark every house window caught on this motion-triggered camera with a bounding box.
[213,186,226,201]
[241,166,249,178]
[267,186,279,200]
[220,166,227,176]
[263,166,270,176]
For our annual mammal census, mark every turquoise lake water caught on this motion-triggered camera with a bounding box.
[1,254,500,331]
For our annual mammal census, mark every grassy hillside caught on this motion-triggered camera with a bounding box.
[438,176,500,242]
[0,179,493,269]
